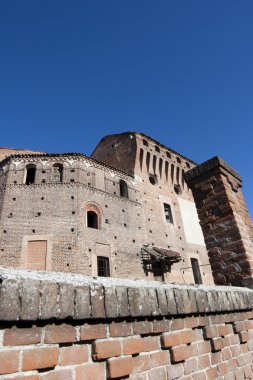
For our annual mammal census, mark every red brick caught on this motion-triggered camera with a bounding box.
[211,337,223,351]
[191,372,207,380]
[245,320,253,330]
[60,345,89,366]
[22,347,59,371]
[93,340,121,359]
[3,327,42,346]
[234,368,245,380]
[162,332,181,348]
[129,374,147,380]
[40,369,73,380]
[243,364,253,379]
[241,343,249,354]
[229,334,240,345]
[107,354,152,379]
[180,330,198,344]
[222,336,230,347]
[198,354,210,370]
[0,350,20,374]
[44,324,76,344]
[153,319,170,333]
[198,316,210,327]
[147,367,167,380]
[171,319,185,330]
[217,362,229,376]
[197,341,211,354]
[185,317,199,329]
[218,324,233,336]
[210,351,222,365]
[233,321,245,333]
[167,363,184,380]
[247,338,253,351]
[221,347,232,360]
[224,373,235,380]
[230,344,241,357]
[203,325,218,339]
[123,336,159,355]
[133,355,151,373]
[205,367,219,380]
[236,354,246,366]
[245,352,253,365]
[107,357,134,378]
[110,321,132,337]
[150,351,170,367]
[133,320,153,335]
[227,358,238,371]
[123,337,145,355]
[184,357,198,375]
[170,345,190,363]
[239,331,249,343]
[144,336,160,352]
[80,323,107,340]
[75,363,105,380]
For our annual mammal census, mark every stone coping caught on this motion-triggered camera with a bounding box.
[184,156,241,183]
[0,266,252,321]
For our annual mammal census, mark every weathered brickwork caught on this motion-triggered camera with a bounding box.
[92,132,213,284]
[0,133,214,285]
[185,157,253,287]
[0,268,253,379]
[0,148,44,163]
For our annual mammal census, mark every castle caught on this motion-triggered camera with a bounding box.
[2,132,253,380]
[0,131,252,287]
[0,132,213,285]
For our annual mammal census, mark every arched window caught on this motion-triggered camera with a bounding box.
[52,163,63,183]
[87,211,98,229]
[25,164,36,185]
[85,203,102,229]
[119,179,128,198]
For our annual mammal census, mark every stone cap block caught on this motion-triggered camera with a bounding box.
[184,156,241,183]
[0,266,252,322]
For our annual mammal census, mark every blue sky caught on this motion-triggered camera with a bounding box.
[0,1,252,216]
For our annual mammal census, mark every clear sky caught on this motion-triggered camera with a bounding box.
[0,1,252,216]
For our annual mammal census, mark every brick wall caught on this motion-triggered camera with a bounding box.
[1,267,253,379]
[0,148,44,162]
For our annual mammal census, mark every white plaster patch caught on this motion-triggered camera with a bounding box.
[178,198,205,246]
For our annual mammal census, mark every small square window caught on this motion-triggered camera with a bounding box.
[164,203,173,224]
[97,256,110,277]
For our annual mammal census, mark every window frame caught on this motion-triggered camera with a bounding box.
[163,203,174,224]
[97,256,110,277]
[25,164,36,185]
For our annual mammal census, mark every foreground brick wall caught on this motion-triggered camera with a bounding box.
[1,267,253,379]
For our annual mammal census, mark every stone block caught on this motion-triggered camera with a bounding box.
[75,284,91,319]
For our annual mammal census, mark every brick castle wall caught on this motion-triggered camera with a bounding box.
[185,157,253,287]
[1,267,253,379]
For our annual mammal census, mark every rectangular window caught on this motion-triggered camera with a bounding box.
[191,258,202,284]
[97,256,110,277]
[164,203,173,224]
[152,261,164,281]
